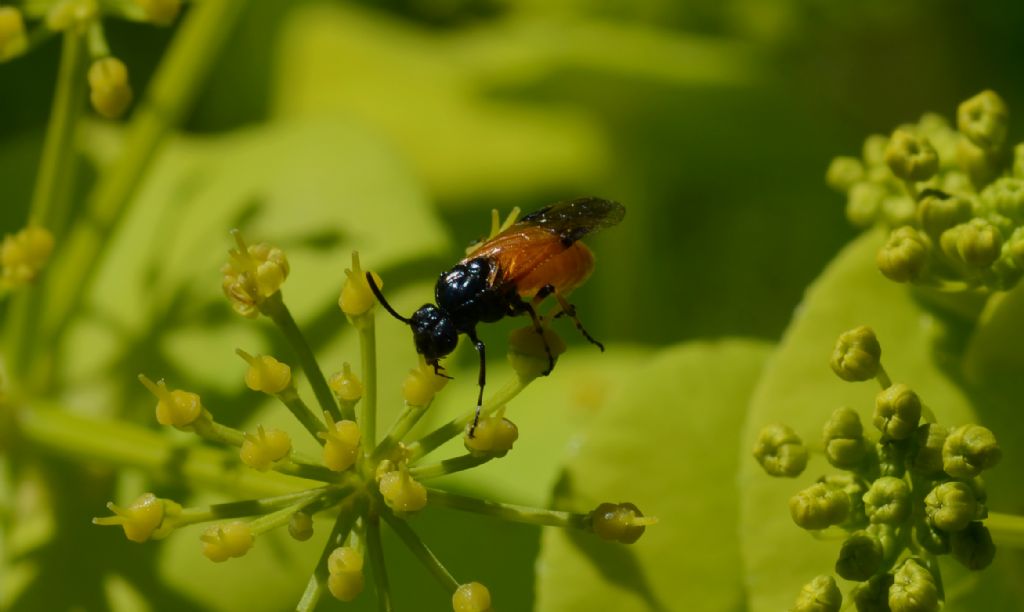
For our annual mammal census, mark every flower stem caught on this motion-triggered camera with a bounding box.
[277,387,328,442]
[987,512,1024,549]
[296,494,363,612]
[426,488,589,530]
[381,510,459,593]
[367,515,394,612]
[261,292,341,422]
[372,402,429,461]
[409,454,492,480]
[192,416,246,446]
[247,490,333,536]
[875,363,893,390]
[358,317,378,453]
[406,377,527,461]
[177,487,333,526]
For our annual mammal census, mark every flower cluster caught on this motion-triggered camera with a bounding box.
[753,326,1001,611]
[93,227,653,611]
[827,90,1024,291]
[1,0,184,119]
[1,225,54,290]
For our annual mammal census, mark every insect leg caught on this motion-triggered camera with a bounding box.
[554,293,605,352]
[466,328,486,438]
[521,300,555,376]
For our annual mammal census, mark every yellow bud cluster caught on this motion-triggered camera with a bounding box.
[590,502,656,544]
[88,57,133,119]
[239,425,292,471]
[133,0,181,26]
[329,362,363,403]
[0,7,27,60]
[92,492,181,543]
[327,546,365,602]
[402,358,449,406]
[138,375,203,428]
[507,325,566,381]
[201,521,254,562]
[241,352,292,394]
[46,0,98,32]
[464,411,518,456]
[1,226,55,287]
[379,467,427,513]
[319,415,360,472]
[339,251,382,318]
[452,582,493,612]
[221,232,290,318]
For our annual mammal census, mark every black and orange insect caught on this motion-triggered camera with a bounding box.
[367,196,624,432]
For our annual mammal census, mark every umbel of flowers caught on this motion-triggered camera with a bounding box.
[93,226,654,611]
[753,326,1001,612]
[827,90,1024,292]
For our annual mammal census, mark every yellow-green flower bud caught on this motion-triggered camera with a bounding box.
[835,530,883,581]
[288,511,314,541]
[863,134,889,167]
[87,57,133,120]
[452,582,493,612]
[830,326,882,382]
[940,219,1003,269]
[881,195,917,228]
[916,189,972,238]
[826,156,865,192]
[950,521,995,570]
[138,375,203,428]
[134,0,181,26]
[329,362,363,403]
[863,476,911,525]
[1014,143,1024,178]
[240,425,292,471]
[889,560,939,612]
[980,177,1024,221]
[379,467,428,513]
[1003,226,1024,268]
[874,383,921,440]
[327,546,364,601]
[957,135,1000,188]
[789,483,850,530]
[752,424,807,477]
[819,474,868,529]
[875,440,907,478]
[850,573,894,612]
[241,353,292,394]
[914,517,950,555]
[318,416,360,472]
[507,325,566,382]
[907,423,949,476]
[339,251,383,318]
[1,226,55,286]
[200,521,254,562]
[221,232,289,318]
[46,0,98,31]
[92,493,182,543]
[463,412,518,456]
[590,502,654,544]
[924,481,978,532]
[877,226,929,283]
[957,90,1009,152]
[823,407,866,469]
[0,7,27,61]
[845,182,885,228]
[402,358,449,406]
[885,130,938,182]
[792,575,842,612]
[943,424,1001,478]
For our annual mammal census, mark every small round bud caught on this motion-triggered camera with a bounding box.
[916,189,972,238]
[889,559,940,612]
[46,0,99,31]
[818,474,868,529]
[830,326,882,382]
[885,130,938,182]
[134,0,181,25]
[940,218,1003,269]
[863,476,911,525]
[0,7,27,61]
[874,383,921,440]
[877,226,930,283]
[242,353,292,394]
[288,511,314,541]
[924,481,978,532]
[943,424,1001,478]
[92,493,181,543]
[1,226,55,286]
[907,423,949,476]
[464,413,518,456]
[826,156,865,192]
[452,582,492,612]
[507,325,566,381]
[1003,226,1024,269]
[957,90,1009,152]
[221,232,289,318]
[956,136,1000,188]
[590,502,653,544]
[845,182,885,227]
[329,362,363,403]
[402,359,449,406]
[319,416,360,472]
[240,426,292,471]
[139,375,203,428]
[850,573,894,612]
[875,440,907,478]
[327,546,365,601]
[789,483,850,531]
[822,407,866,469]
[752,424,807,477]
[379,468,428,513]
[835,530,883,581]
[881,195,917,228]
[980,177,1024,222]
[863,134,889,167]
[792,575,842,612]
[201,521,254,562]
[88,57,134,119]
[914,517,950,554]
[950,521,996,570]
[339,251,383,318]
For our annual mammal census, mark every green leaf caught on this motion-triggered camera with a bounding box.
[536,339,772,612]
[738,230,1018,611]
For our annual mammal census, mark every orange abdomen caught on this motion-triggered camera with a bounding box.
[515,242,595,298]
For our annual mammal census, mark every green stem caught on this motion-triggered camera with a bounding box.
[247,490,332,535]
[875,364,893,390]
[366,515,394,612]
[358,317,378,453]
[372,402,429,461]
[277,386,328,442]
[381,509,459,593]
[192,416,246,446]
[987,512,1024,549]
[261,292,341,422]
[296,494,363,612]
[4,27,87,384]
[39,0,249,378]
[409,454,492,480]
[176,487,333,527]
[426,488,588,530]
[406,377,527,461]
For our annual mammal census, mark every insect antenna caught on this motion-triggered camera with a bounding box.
[365,271,412,324]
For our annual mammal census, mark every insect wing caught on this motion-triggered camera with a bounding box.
[516,197,625,244]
